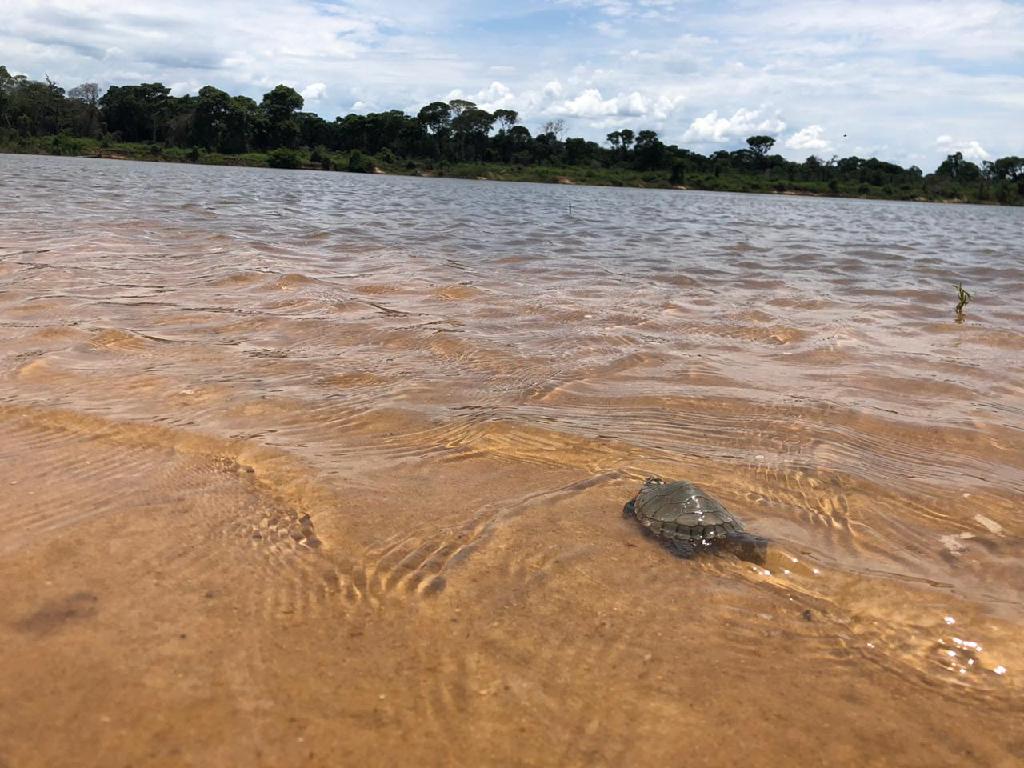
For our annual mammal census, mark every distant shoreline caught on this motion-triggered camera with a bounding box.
[3,69,1020,207]
[3,143,1016,208]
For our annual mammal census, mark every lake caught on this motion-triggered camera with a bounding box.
[1,153,1021,767]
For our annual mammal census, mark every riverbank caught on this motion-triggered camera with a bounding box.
[2,137,1017,206]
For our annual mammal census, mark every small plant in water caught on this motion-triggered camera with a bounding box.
[954,282,973,323]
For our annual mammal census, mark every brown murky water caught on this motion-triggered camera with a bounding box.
[1,154,1022,767]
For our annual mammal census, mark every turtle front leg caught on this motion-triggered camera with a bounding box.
[667,539,699,559]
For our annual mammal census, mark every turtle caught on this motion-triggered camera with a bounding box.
[624,477,769,565]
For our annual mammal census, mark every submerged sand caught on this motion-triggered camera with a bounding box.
[0,155,1022,767]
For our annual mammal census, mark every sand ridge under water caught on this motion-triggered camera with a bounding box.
[0,154,1022,767]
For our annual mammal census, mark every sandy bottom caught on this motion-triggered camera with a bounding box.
[1,158,1022,767]
[1,407,1020,768]
[1,309,1021,767]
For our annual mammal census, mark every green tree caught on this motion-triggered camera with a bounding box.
[417,101,452,159]
[988,156,1023,181]
[65,82,102,137]
[619,129,635,153]
[606,129,634,161]
[746,135,776,157]
[267,147,303,169]
[259,84,303,148]
[192,85,233,150]
[134,82,170,142]
[348,149,375,173]
[542,119,566,140]
[67,82,98,106]
[634,129,665,170]
[453,108,495,161]
[493,109,518,131]
[935,152,980,182]
[803,154,823,181]
[448,99,476,118]
[100,83,170,142]
[223,96,258,153]
[418,102,452,134]
[0,66,13,129]
[503,125,533,163]
[3,75,66,136]
[565,137,599,166]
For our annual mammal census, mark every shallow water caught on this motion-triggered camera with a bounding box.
[0,153,1022,767]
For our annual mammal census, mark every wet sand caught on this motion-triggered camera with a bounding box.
[0,154,1022,767]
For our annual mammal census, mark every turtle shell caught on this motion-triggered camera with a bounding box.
[629,478,743,546]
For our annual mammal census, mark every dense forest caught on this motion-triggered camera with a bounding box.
[1,66,1022,204]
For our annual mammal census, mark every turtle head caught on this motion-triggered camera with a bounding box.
[722,532,769,567]
[622,499,637,519]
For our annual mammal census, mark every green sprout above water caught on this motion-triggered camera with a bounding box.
[954,282,973,323]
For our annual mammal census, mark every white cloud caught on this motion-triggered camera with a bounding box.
[446,81,525,112]
[621,91,646,115]
[555,89,620,117]
[1,0,1021,168]
[561,0,679,19]
[732,0,1024,61]
[594,21,623,37]
[785,125,832,153]
[936,135,991,162]
[648,92,686,120]
[682,108,786,143]
[0,0,464,113]
[542,81,564,98]
[301,82,326,101]
[476,81,516,110]
[550,88,649,118]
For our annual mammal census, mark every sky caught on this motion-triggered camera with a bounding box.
[3,0,1023,169]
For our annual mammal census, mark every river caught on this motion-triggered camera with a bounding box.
[0,153,1021,766]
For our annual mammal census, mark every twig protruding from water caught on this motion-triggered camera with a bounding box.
[954,282,973,323]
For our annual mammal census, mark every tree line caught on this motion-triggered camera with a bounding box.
[1,65,1021,204]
